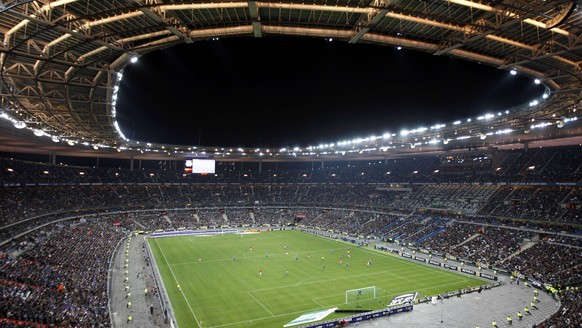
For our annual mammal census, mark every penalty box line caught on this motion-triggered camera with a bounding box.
[247,291,274,316]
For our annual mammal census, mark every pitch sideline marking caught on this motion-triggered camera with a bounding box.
[357,246,486,283]
[155,238,202,327]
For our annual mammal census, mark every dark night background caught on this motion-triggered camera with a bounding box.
[116,36,545,148]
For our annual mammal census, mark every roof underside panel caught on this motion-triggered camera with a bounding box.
[0,0,581,158]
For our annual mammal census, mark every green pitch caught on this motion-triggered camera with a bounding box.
[148,230,485,328]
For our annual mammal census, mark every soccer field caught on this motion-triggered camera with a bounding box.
[148,229,485,328]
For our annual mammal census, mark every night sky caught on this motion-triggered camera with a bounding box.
[116,36,545,148]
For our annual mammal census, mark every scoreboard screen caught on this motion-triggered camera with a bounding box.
[184,159,215,174]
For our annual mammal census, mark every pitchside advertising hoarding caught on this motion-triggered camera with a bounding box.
[285,302,414,328]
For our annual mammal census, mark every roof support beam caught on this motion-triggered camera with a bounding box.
[139,7,192,44]
[248,1,262,38]
[349,0,390,44]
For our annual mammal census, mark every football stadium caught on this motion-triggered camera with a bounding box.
[1,1,582,328]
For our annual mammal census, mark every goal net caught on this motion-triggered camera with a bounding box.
[345,286,382,306]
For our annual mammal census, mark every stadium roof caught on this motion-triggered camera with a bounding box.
[1,0,581,161]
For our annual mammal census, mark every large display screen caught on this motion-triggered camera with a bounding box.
[184,159,215,174]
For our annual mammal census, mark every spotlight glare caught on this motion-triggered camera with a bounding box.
[13,121,26,129]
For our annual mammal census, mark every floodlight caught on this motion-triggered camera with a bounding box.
[13,121,26,129]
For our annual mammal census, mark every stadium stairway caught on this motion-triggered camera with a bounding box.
[414,226,446,245]
[371,219,401,237]
[498,241,537,265]
[132,219,146,230]
[454,232,481,248]
[388,231,405,242]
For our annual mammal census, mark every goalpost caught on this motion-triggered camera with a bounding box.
[345,286,381,305]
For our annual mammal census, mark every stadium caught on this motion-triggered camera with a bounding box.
[1,0,582,328]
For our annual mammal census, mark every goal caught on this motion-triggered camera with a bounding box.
[345,286,380,305]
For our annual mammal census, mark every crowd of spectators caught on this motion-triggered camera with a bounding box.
[376,213,446,243]
[533,287,582,328]
[298,210,398,237]
[522,146,582,183]
[482,186,574,222]
[0,183,571,228]
[416,220,478,254]
[502,241,581,284]
[445,227,533,266]
[2,145,582,186]
[0,218,125,327]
